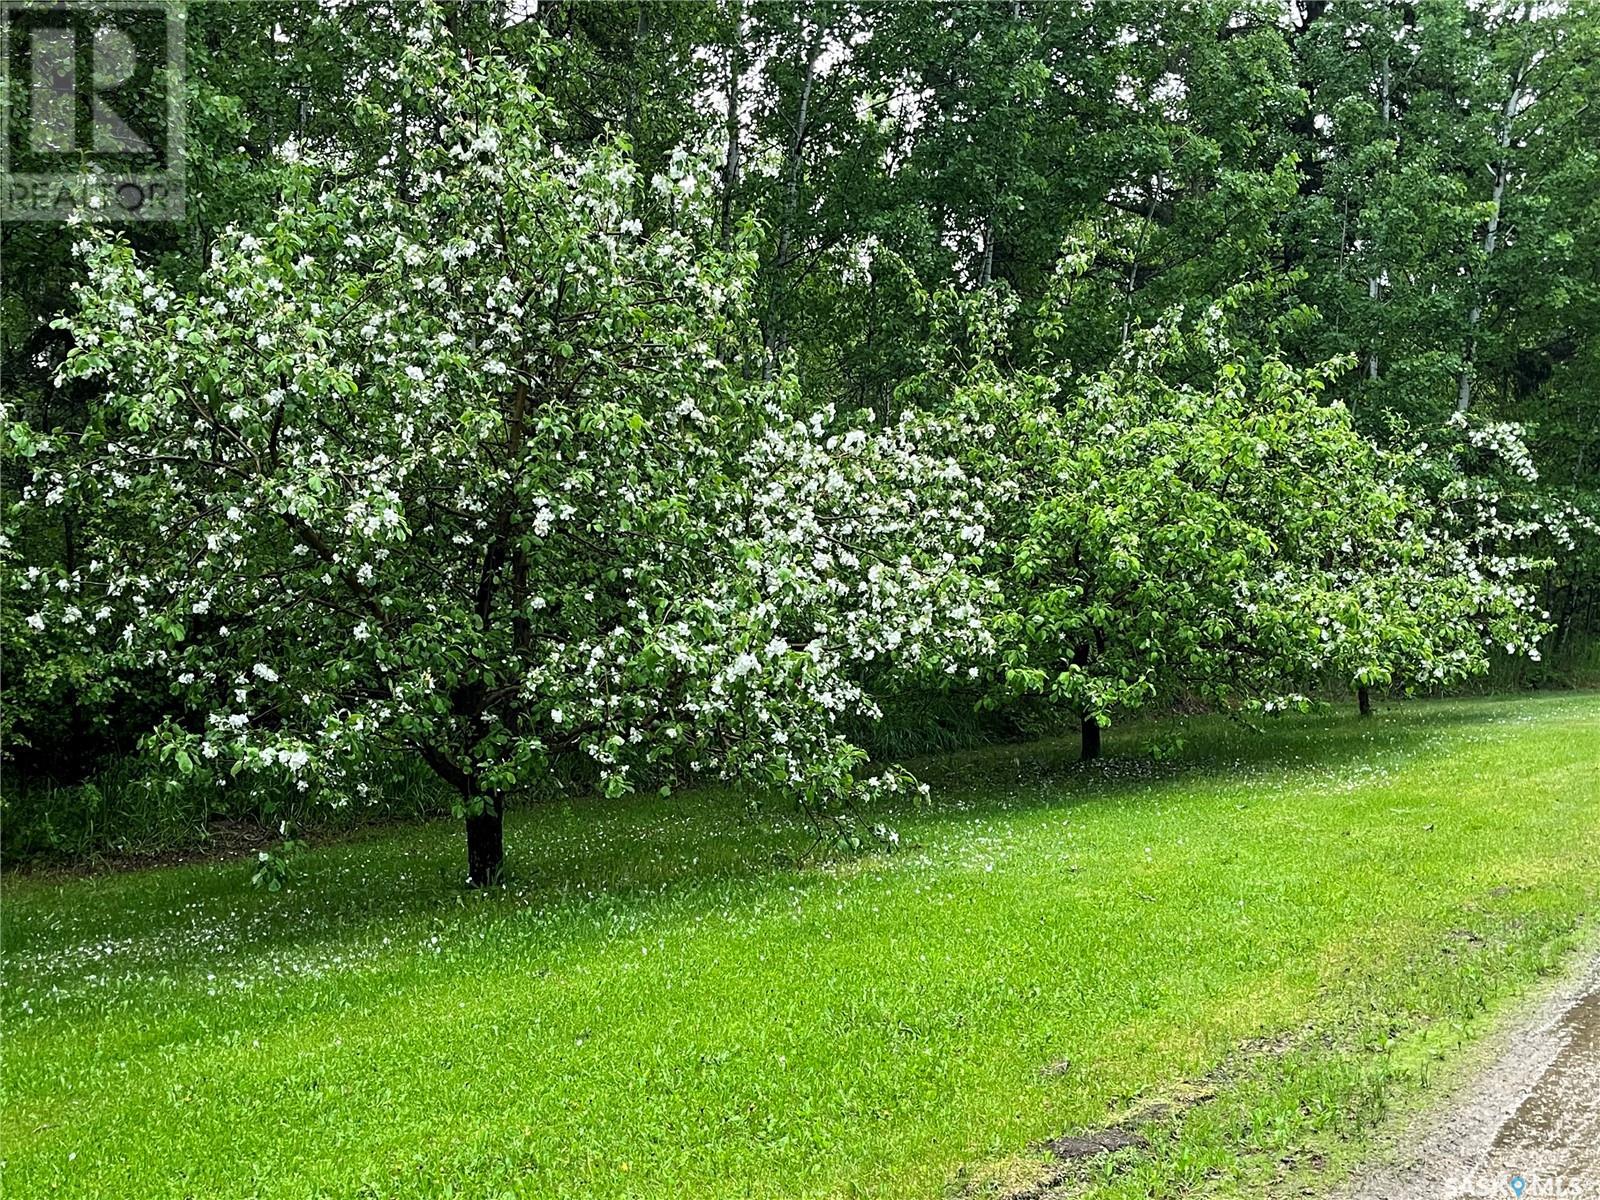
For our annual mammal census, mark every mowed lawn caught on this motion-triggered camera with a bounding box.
[3,696,1598,1199]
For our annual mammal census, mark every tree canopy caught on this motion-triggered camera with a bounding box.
[4,0,1595,881]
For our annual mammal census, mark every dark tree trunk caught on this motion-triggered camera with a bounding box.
[1081,715,1101,762]
[1357,685,1372,718]
[465,797,505,887]
[718,5,743,255]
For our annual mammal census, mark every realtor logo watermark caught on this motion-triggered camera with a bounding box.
[2,0,185,221]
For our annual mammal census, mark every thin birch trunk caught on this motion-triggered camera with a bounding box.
[718,3,744,255]
[1367,49,1390,384]
[1120,184,1159,346]
[980,209,995,287]
[1458,51,1530,412]
[764,18,820,380]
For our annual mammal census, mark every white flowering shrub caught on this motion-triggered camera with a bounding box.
[7,38,990,883]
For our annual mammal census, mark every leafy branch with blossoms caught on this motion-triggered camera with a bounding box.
[13,32,992,884]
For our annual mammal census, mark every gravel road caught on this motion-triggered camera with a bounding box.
[1340,951,1600,1199]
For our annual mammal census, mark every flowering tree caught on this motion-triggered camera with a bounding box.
[954,303,1532,757]
[950,293,1560,747]
[8,37,990,884]
[1317,411,1585,712]
[954,337,1310,753]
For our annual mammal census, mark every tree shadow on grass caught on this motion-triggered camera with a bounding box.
[906,691,1569,820]
[4,694,1581,976]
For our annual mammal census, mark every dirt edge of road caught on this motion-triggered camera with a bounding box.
[1336,937,1600,1200]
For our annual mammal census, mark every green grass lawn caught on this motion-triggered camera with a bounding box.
[3,695,1598,1199]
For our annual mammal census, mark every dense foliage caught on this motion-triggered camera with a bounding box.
[4,0,1595,876]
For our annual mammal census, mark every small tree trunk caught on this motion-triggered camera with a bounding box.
[979,209,995,287]
[1457,57,1527,413]
[717,4,744,255]
[1365,50,1390,389]
[763,20,820,381]
[1120,185,1159,345]
[1357,685,1372,718]
[465,797,505,887]
[1081,715,1102,761]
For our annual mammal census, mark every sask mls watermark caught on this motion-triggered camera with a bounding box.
[1447,1168,1591,1198]
[2,0,185,221]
